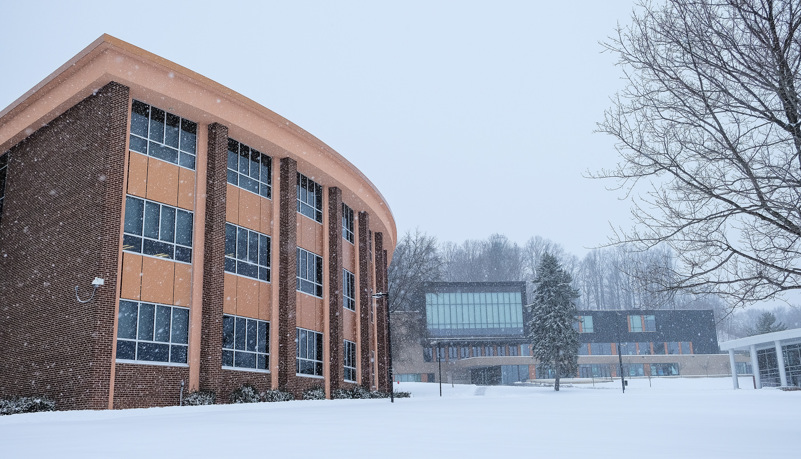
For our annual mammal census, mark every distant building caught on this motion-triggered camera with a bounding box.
[0,35,396,410]
[393,282,739,385]
[720,328,801,389]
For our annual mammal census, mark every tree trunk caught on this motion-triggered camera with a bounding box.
[554,374,560,392]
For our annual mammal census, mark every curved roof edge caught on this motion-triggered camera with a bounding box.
[0,34,396,256]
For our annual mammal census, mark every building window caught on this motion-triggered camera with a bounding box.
[620,342,638,355]
[653,342,667,355]
[623,363,645,377]
[521,344,531,356]
[123,196,193,263]
[472,346,482,357]
[297,172,322,223]
[590,343,612,355]
[629,314,656,332]
[580,364,612,378]
[508,345,519,356]
[342,203,354,243]
[423,348,433,362]
[225,223,270,282]
[680,342,692,354]
[396,374,422,382]
[297,247,323,297]
[130,100,197,169]
[667,342,680,354]
[448,346,458,360]
[222,315,269,371]
[116,300,188,364]
[637,342,651,355]
[650,363,679,376]
[0,153,7,224]
[227,138,271,198]
[485,346,495,357]
[578,344,589,355]
[460,346,470,359]
[425,290,525,334]
[297,328,323,377]
[498,345,507,356]
[343,269,356,311]
[344,340,357,382]
[576,315,594,333]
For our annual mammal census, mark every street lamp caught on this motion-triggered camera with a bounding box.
[372,292,393,403]
[617,310,626,394]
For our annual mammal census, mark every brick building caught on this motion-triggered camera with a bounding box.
[0,35,396,410]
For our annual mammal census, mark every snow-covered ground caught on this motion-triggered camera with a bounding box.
[1,377,798,458]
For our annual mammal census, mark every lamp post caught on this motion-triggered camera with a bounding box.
[372,292,393,403]
[617,310,626,394]
[432,340,442,396]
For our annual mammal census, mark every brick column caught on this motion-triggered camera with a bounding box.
[357,211,373,388]
[278,158,298,391]
[199,122,229,397]
[374,232,389,392]
[327,187,344,393]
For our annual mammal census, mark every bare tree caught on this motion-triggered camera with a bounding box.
[596,0,801,308]
[387,230,443,313]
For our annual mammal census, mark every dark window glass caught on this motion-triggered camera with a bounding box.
[149,107,165,142]
[170,345,187,364]
[143,201,160,239]
[222,316,234,349]
[154,305,172,342]
[138,303,155,341]
[124,197,144,236]
[117,301,138,340]
[160,206,175,243]
[130,100,196,170]
[171,308,189,344]
[235,317,247,351]
[116,340,136,360]
[175,210,193,246]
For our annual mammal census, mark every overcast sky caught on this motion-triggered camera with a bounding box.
[1,0,638,257]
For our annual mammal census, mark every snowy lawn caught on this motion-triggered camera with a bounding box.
[1,377,798,458]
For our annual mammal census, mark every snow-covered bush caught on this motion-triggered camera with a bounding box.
[0,396,56,415]
[183,390,216,406]
[261,389,294,402]
[302,387,326,400]
[332,386,372,399]
[229,384,261,404]
[394,391,411,398]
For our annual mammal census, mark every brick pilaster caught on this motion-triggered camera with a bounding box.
[374,232,389,392]
[278,158,298,392]
[327,187,344,393]
[199,122,229,397]
[357,211,373,388]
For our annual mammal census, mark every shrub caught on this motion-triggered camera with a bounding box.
[302,387,326,400]
[183,390,216,406]
[332,386,372,399]
[262,389,294,402]
[0,396,56,415]
[230,384,261,404]
[394,391,411,398]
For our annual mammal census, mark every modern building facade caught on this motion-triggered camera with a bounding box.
[0,35,396,410]
[394,282,733,385]
[721,328,801,389]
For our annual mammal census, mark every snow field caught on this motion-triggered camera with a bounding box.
[0,377,798,458]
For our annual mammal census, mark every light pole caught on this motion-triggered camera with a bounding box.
[372,292,393,403]
[617,310,626,394]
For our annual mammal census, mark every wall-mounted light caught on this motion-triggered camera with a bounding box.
[75,277,104,303]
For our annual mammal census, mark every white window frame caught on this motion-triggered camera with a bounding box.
[297,247,323,297]
[344,340,357,382]
[343,269,356,311]
[222,314,270,372]
[297,328,324,377]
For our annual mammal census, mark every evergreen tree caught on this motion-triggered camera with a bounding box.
[527,253,580,391]
[749,312,787,336]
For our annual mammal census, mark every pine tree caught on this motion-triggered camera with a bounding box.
[527,253,580,391]
[749,312,787,336]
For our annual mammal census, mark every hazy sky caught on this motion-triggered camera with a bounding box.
[0,1,638,256]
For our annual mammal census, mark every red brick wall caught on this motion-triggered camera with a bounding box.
[0,82,129,410]
[278,157,299,394]
[327,187,344,392]
[374,232,389,392]
[199,123,229,396]
[113,364,190,409]
[357,212,373,388]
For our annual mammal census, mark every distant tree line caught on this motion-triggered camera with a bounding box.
[388,230,801,341]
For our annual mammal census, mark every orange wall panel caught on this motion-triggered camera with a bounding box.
[223,273,237,315]
[177,167,195,211]
[298,218,323,252]
[146,157,179,206]
[258,282,272,321]
[226,184,239,224]
[141,257,175,305]
[127,152,148,198]
[120,253,143,300]
[238,189,260,231]
[237,276,259,318]
[173,263,192,306]
[343,309,357,342]
[259,197,273,235]
[297,293,323,331]
[342,241,355,271]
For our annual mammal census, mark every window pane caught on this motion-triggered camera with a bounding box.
[175,210,193,247]
[143,201,160,239]
[154,305,171,342]
[246,319,257,352]
[124,197,144,236]
[117,301,138,340]
[116,340,136,360]
[164,113,180,148]
[172,308,189,344]
[159,206,175,243]
[237,228,248,261]
[130,101,149,137]
[170,344,187,364]
[223,316,234,349]
[180,119,197,153]
[137,303,155,341]
[235,317,246,351]
[258,322,268,354]
[247,231,258,264]
[138,342,169,362]
[225,224,236,257]
[149,107,165,142]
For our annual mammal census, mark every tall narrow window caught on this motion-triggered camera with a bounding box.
[576,315,594,333]
[227,138,271,198]
[344,340,357,382]
[343,269,356,311]
[222,315,269,371]
[224,223,270,282]
[297,172,322,222]
[342,203,354,243]
[297,328,323,376]
[297,247,323,297]
[129,100,197,169]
